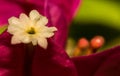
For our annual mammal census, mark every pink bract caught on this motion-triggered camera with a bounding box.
[1,0,120,76]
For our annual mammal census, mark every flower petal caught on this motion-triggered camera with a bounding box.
[36,16,48,26]
[47,27,58,32]
[29,10,41,21]
[8,17,20,26]
[19,13,30,25]
[0,0,23,26]
[0,32,25,76]
[11,35,21,44]
[45,0,81,48]
[0,68,10,76]
[8,17,25,31]
[38,38,48,49]
[7,26,18,35]
[33,39,78,76]
[72,46,120,76]
[0,45,11,64]
[42,32,54,38]
[31,39,38,46]
[40,27,57,38]
[20,35,31,44]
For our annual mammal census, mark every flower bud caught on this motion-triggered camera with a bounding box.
[77,38,89,49]
[90,36,105,49]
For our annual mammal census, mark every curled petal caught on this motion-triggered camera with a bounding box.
[33,39,78,76]
[45,0,81,48]
[72,46,120,76]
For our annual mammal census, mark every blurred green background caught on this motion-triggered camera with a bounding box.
[66,0,120,55]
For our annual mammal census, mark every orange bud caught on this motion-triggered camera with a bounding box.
[90,36,105,49]
[77,38,89,49]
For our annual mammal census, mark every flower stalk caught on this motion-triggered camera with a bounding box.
[24,43,35,76]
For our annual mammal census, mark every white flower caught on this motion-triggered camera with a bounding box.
[7,10,57,49]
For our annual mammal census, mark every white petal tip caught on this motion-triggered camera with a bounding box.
[11,36,21,44]
[38,39,48,49]
[54,27,58,31]
[31,10,38,13]
[39,44,47,49]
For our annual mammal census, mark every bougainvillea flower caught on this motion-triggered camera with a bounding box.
[7,10,57,49]
[1,0,120,76]
[0,0,80,76]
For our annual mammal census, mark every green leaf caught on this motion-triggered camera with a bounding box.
[0,25,7,34]
[75,0,120,29]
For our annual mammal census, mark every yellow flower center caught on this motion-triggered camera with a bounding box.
[27,27,36,34]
